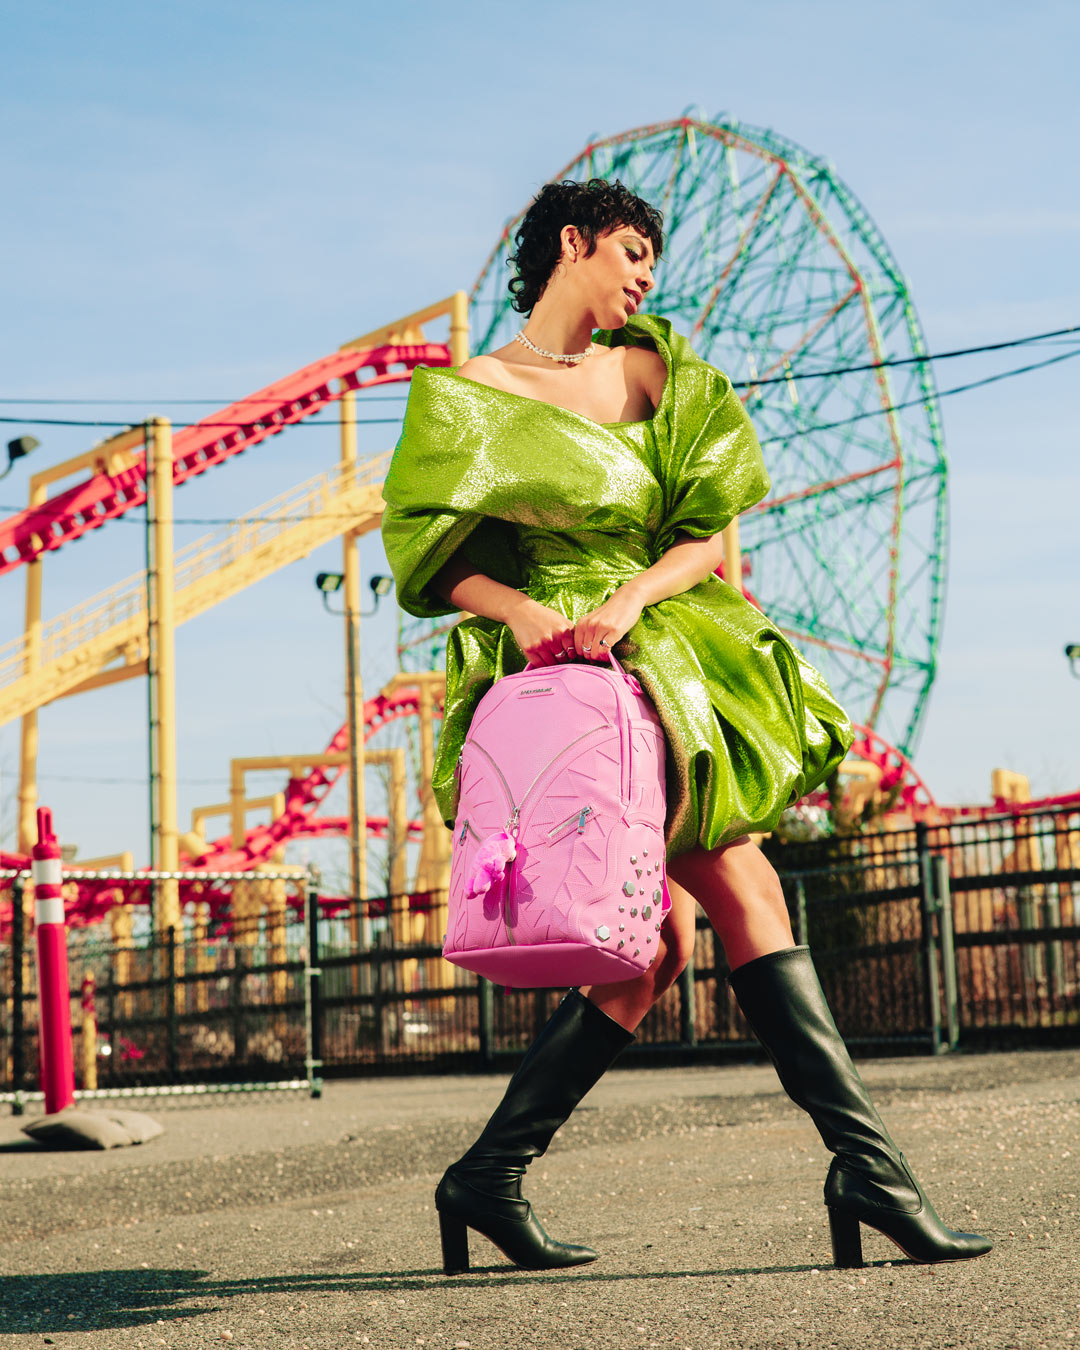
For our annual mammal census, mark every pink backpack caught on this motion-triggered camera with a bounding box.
[444,655,671,987]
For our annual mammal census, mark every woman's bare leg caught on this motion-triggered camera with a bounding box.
[579,876,698,1030]
[667,835,794,971]
[580,837,792,1032]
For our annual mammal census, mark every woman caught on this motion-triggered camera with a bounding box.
[380,179,991,1274]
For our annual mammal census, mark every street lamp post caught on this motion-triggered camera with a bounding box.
[1,436,40,481]
[314,570,394,952]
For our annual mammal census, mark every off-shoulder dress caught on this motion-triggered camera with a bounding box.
[380,313,853,857]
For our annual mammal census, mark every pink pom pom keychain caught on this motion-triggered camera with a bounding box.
[465,829,518,900]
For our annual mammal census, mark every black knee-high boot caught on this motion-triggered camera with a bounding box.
[729,945,992,1267]
[435,989,635,1274]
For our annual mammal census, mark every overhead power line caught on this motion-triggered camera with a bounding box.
[2,343,1076,524]
[0,413,403,429]
[756,345,1080,445]
[37,772,224,786]
[0,323,1074,427]
[0,393,410,407]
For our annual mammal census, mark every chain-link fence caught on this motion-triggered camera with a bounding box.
[1,868,319,1110]
[2,808,1078,1100]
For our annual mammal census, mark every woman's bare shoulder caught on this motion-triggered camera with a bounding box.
[623,343,668,405]
[455,353,515,391]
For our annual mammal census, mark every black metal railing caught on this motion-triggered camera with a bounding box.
[2,807,1078,1098]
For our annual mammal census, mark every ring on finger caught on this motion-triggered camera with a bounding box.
[583,645,592,652]
[599,638,611,648]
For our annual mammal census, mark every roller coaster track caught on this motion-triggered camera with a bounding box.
[0,342,447,576]
[0,684,442,924]
[0,455,391,728]
[183,684,442,873]
[0,328,461,899]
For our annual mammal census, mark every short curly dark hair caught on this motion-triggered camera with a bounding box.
[507,178,664,315]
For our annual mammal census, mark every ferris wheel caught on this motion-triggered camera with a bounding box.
[401,113,947,758]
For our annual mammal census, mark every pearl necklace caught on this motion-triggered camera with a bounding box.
[514,330,595,365]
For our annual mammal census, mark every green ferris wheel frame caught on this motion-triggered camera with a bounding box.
[403,113,948,758]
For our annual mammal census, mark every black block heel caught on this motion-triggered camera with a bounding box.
[828,1206,864,1268]
[439,1211,470,1275]
[729,948,992,1268]
[432,992,633,1274]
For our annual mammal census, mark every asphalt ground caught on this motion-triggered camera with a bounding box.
[1,1048,1078,1350]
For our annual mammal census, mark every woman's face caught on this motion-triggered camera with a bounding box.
[561,223,658,327]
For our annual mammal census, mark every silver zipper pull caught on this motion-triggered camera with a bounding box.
[576,806,592,834]
[506,807,519,837]
[458,818,469,845]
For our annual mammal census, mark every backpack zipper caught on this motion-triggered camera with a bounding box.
[547,805,594,839]
[457,817,482,846]
[471,743,519,830]
[516,725,607,810]
[468,745,520,944]
[567,664,632,804]
[470,726,603,829]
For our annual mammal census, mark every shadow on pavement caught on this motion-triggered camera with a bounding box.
[0,1270,215,1334]
[0,1257,914,1333]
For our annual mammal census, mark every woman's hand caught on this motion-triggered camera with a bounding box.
[504,584,644,668]
[504,596,578,668]
[573,584,644,662]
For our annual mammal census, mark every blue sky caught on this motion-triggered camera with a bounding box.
[1,1,1077,870]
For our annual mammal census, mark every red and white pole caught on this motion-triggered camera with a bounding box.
[32,806,74,1114]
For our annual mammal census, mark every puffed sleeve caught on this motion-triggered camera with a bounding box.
[651,319,771,553]
[380,371,524,618]
[600,315,770,555]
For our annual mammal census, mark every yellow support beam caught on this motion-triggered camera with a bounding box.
[79,851,135,871]
[28,426,144,495]
[223,749,409,878]
[991,768,1031,805]
[181,793,283,859]
[837,758,885,816]
[190,793,282,833]
[52,657,149,701]
[339,290,469,356]
[229,753,352,848]
[16,431,149,850]
[339,379,368,922]
[0,454,390,728]
[148,418,180,936]
[16,474,47,854]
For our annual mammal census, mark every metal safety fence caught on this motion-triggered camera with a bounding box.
[763,808,1080,1052]
[0,868,320,1110]
[1,807,1078,1100]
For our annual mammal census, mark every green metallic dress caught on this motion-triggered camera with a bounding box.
[380,313,853,858]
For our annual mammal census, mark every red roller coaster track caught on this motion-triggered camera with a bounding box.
[0,684,438,932]
[0,343,448,575]
[185,684,437,873]
[0,338,454,925]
